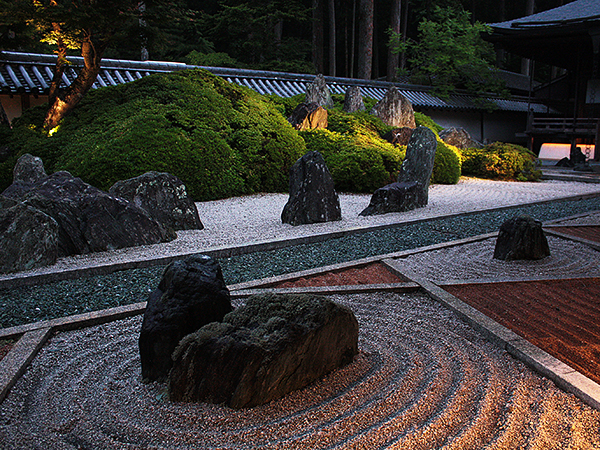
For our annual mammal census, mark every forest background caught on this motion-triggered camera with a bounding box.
[1,0,573,82]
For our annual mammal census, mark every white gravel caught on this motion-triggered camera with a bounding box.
[1,177,599,283]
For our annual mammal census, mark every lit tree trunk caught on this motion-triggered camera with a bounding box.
[47,0,67,106]
[43,33,107,131]
[312,0,325,74]
[328,0,336,76]
[357,0,373,80]
[387,0,401,81]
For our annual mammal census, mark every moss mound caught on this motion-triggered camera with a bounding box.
[5,69,306,200]
[462,142,541,181]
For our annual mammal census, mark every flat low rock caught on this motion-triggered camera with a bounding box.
[493,215,550,261]
[109,171,203,231]
[139,255,232,381]
[168,293,359,409]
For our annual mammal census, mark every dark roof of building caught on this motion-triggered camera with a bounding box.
[491,0,600,29]
[0,51,549,113]
[487,0,600,69]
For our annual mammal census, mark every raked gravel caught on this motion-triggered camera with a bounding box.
[1,292,600,449]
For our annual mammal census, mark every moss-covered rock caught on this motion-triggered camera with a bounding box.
[7,69,306,201]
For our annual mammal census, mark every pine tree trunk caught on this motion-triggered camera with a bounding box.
[357,0,373,80]
[328,0,336,76]
[43,34,106,131]
[387,0,401,81]
[312,0,325,74]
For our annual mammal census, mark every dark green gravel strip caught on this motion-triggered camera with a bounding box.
[1,195,599,329]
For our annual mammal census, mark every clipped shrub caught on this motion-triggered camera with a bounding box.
[7,69,306,200]
[462,142,541,181]
[300,109,404,193]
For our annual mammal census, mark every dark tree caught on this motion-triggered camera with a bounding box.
[357,0,373,79]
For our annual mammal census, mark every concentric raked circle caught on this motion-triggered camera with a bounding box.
[1,292,599,449]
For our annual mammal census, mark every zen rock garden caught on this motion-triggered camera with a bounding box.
[140,254,359,409]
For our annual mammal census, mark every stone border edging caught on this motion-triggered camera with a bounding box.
[1,193,598,289]
[385,261,600,412]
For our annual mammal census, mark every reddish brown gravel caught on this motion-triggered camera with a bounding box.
[273,262,406,288]
[549,225,600,243]
[444,278,600,385]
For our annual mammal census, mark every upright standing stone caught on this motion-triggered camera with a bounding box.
[343,86,366,113]
[109,171,203,231]
[370,87,416,128]
[306,74,334,109]
[282,151,342,226]
[360,126,437,216]
[493,215,550,261]
[139,255,232,381]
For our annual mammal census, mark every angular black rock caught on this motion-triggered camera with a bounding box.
[8,171,175,257]
[1,153,48,200]
[168,292,359,408]
[139,255,232,381]
[0,202,58,273]
[493,215,551,261]
[282,151,341,226]
[109,171,203,231]
[360,126,437,215]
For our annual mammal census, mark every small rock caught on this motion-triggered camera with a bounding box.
[1,153,48,200]
[383,127,414,146]
[493,215,550,261]
[288,102,328,131]
[439,127,483,149]
[306,74,334,109]
[168,293,359,408]
[282,151,341,226]
[343,86,365,113]
[139,255,232,381]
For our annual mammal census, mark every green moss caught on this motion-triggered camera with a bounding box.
[462,142,540,181]
[8,69,306,201]
[432,139,462,184]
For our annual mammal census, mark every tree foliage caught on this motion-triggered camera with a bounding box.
[390,6,507,101]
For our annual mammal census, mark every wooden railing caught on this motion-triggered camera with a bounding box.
[527,117,600,136]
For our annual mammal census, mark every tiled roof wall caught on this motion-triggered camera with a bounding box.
[0,51,548,113]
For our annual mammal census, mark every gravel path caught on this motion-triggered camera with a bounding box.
[2,292,600,449]
[1,178,599,282]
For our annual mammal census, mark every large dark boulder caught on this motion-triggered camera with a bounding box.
[288,102,328,131]
[1,153,48,199]
[7,171,175,256]
[306,74,334,109]
[493,215,550,261]
[343,86,366,113]
[0,202,58,273]
[281,151,341,226]
[370,87,416,128]
[139,255,232,382]
[109,171,203,231]
[360,126,437,215]
[439,127,483,149]
[168,293,359,408]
